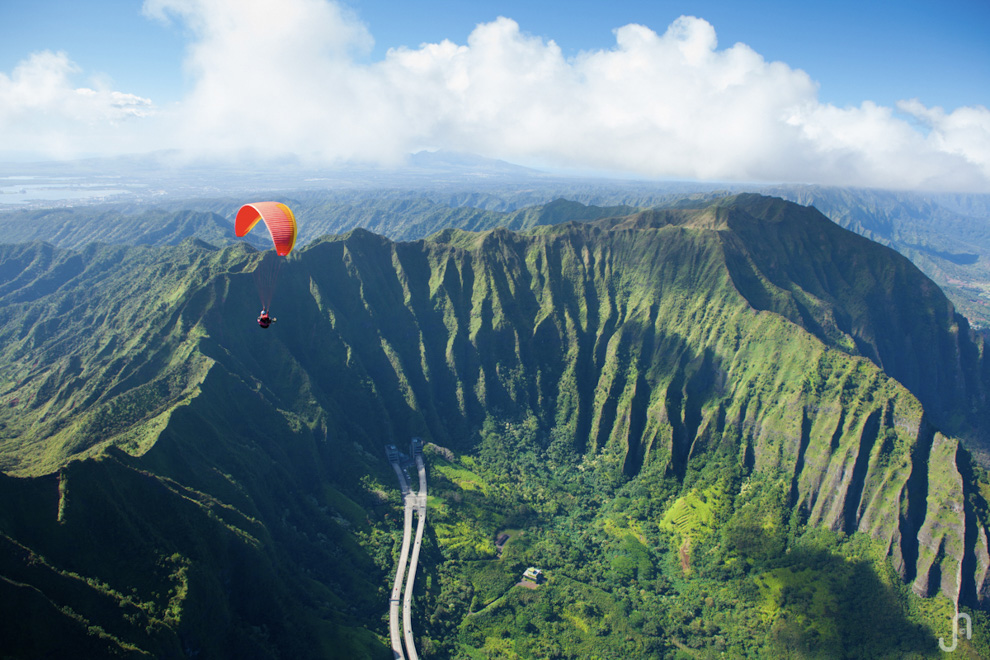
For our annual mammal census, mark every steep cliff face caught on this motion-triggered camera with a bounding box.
[1,194,989,653]
[717,194,988,452]
[267,201,989,606]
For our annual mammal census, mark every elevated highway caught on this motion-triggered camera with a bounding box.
[403,454,427,660]
[385,442,427,660]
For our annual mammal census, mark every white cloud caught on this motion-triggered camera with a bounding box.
[144,0,389,162]
[2,0,989,192]
[373,15,990,191]
[897,99,990,181]
[0,50,154,158]
[376,17,825,181]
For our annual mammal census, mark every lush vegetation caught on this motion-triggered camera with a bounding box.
[381,420,988,658]
[1,194,989,657]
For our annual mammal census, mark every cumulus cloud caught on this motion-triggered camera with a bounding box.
[379,17,824,180]
[144,0,391,161]
[0,50,154,158]
[897,99,990,181]
[376,16,990,191]
[3,0,989,192]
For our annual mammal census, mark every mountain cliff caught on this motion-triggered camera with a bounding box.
[1,194,988,656]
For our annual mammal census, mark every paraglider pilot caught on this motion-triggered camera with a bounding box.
[257,308,276,329]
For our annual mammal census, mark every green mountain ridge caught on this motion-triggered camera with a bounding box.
[5,184,988,331]
[0,196,638,252]
[1,194,989,657]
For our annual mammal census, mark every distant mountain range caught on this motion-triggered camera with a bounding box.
[1,194,989,656]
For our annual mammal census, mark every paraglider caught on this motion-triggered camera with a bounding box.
[235,202,297,328]
[257,308,275,329]
[235,202,297,256]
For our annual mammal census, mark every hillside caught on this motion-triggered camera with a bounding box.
[1,194,989,657]
[766,186,990,328]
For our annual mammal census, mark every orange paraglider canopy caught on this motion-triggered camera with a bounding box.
[235,202,297,256]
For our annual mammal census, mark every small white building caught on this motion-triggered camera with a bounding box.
[522,567,543,584]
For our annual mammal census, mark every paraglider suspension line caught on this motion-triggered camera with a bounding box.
[254,251,285,312]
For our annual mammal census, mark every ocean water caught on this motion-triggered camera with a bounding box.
[0,176,144,206]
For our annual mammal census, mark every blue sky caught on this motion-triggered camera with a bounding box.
[1,0,988,191]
